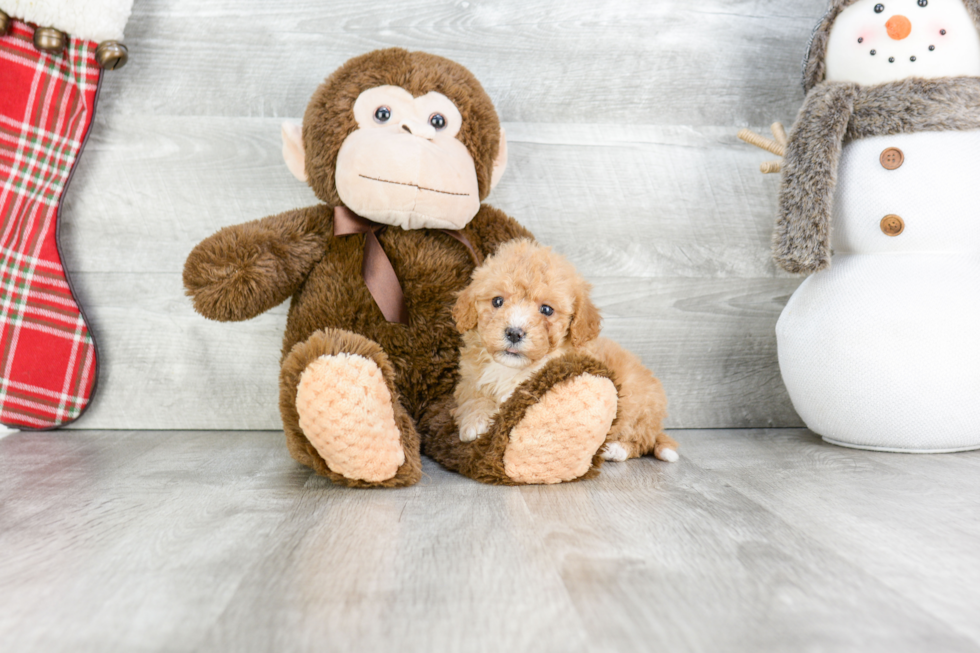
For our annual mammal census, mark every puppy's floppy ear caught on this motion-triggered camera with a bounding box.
[452,286,479,333]
[569,287,602,347]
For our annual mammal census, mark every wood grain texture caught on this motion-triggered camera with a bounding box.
[53,0,838,430]
[98,0,828,125]
[2,429,979,652]
[680,430,980,645]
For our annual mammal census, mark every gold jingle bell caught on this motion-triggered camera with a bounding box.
[34,26,66,53]
[96,40,128,70]
[0,10,12,36]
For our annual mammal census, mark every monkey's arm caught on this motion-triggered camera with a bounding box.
[183,206,330,322]
[463,204,535,259]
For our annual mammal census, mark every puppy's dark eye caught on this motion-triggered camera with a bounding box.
[540,305,554,316]
[492,297,504,308]
[429,113,447,130]
[374,106,391,123]
[875,3,885,12]
[918,0,927,6]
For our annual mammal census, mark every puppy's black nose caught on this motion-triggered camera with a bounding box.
[505,327,525,344]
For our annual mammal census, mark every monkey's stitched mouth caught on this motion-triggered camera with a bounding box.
[358,174,470,197]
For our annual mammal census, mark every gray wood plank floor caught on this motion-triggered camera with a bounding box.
[56,0,836,430]
[2,429,978,653]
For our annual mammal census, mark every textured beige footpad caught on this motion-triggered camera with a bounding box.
[296,353,405,483]
[504,374,618,484]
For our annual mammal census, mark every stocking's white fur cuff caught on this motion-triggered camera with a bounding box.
[2,0,134,42]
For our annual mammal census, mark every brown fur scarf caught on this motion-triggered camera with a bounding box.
[775,77,980,274]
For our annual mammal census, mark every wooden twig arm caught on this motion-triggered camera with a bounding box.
[737,128,785,157]
[737,123,787,174]
[770,122,788,146]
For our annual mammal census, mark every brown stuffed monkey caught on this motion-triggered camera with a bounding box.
[183,49,619,487]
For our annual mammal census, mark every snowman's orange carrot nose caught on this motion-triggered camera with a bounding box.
[886,15,912,40]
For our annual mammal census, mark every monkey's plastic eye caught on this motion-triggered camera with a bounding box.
[875,3,884,12]
[374,106,391,123]
[429,113,447,130]
[918,0,928,6]
[492,297,504,308]
[540,305,554,317]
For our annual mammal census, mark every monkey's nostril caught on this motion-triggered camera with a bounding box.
[505,327,524,344]
[402,124,412,134]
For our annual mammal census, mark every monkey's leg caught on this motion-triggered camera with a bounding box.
[422,353,618,485]
[280,328,421,488]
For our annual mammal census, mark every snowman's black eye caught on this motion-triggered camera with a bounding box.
[429,113,446,130]
[875,3,885,12]
[918,0,928,6]
[492,297,504,308]
[374,107,391,123]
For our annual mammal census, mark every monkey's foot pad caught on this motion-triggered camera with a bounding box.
[296,353,405,483]
[503,374,618,484]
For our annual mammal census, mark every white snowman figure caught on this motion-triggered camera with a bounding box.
[759,0,980,452]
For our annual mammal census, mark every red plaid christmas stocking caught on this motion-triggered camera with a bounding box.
[0,20,101,429]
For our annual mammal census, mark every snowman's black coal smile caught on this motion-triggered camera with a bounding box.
[864,26,946,61]
[868,43,941,62]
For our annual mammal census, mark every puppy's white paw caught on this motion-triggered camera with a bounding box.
[459,416,492,442]
[601,442,629,462]
[658,448,679,463]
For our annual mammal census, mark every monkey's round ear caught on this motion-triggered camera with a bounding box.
[490,128,507,191]
[281,122,307,183]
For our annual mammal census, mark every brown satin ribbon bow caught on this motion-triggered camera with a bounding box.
[333,206,481,325]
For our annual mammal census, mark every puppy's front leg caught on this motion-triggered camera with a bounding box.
[454,392,501,442]
[459,411,494,442]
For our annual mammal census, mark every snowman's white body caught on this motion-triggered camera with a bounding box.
[777,130,980,451]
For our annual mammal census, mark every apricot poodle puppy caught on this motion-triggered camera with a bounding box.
[451,239,679,463]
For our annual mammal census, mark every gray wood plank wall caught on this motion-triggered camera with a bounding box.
[59,0,831,430]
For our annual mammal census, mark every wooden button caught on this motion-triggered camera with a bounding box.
[880,147,904,170]
[881,214,905,237]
